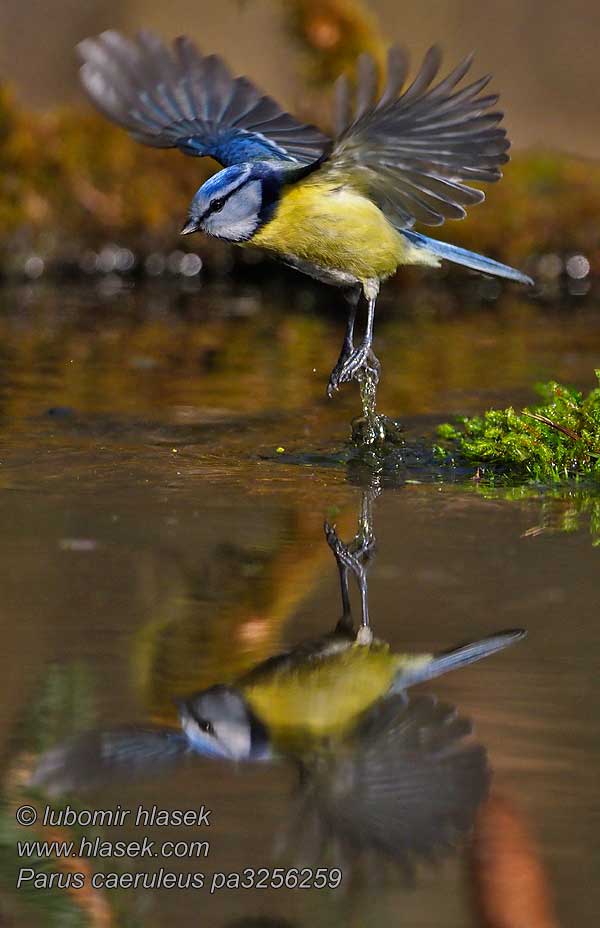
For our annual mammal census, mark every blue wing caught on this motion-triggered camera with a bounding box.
[30,726,190,795]
[77,30,330,167]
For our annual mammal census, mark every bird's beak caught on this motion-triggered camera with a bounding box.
[180,218,198,236]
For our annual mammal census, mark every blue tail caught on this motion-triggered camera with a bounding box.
[403,230,534,286]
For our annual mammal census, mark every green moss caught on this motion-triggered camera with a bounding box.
[436,423,461,442]
[436,373,600,482]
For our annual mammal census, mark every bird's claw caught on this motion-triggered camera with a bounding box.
[326,374,341,398]
[327,345,380,397]
[326,352,351,397]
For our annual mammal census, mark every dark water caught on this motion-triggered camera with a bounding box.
[0,279,598,927]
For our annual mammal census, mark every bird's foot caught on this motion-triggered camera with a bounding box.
[327,343,380,397]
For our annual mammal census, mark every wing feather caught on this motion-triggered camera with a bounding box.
[322,45,510,227]
[334,75,352,136]
[354,53,379,121]
[395,45,442,107]
[296,695,489,869]
[78,30,330,167]
[377,46,409,109]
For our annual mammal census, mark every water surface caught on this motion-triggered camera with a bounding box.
[0,279,598,927]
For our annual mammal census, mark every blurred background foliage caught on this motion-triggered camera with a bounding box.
[0,0,599,278]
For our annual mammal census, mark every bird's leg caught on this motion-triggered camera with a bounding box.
[327,287,360,398]
[327,282,386,444]
[351,286,387,444]
[327,281,381,393]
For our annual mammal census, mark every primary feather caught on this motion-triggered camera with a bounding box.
[299,694,489,870]
[324,44,510,228]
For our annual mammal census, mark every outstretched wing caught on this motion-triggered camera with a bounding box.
[77,31,330,167]
[324,45,510,227]
[29,726,190,796]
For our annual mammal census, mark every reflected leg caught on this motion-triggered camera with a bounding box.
[324,521,354,634]
[324,488,379,643]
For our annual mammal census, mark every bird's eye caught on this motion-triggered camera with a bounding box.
[211,197,226,213]
[198,719,214,735]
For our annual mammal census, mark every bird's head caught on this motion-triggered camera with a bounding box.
[178,685,271,761]
[181,163,282,242]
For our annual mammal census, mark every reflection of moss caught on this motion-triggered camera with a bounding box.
[0,801,88,928]
[471,484,600,545]
[436,373,600,482]
[0,663,99,928]
[19,662,97,756]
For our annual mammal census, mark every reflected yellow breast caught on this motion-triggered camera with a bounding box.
[241,644,398,742]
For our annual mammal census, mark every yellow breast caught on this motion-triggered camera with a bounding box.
[251,178,414,282]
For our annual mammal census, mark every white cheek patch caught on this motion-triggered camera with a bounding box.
[204,179,263,242]
[213,719,252,760]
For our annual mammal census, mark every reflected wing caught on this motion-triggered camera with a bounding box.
[323,46,509,227]
[296,694,489,871]
[77,31,330,167]
[29,726,189,797]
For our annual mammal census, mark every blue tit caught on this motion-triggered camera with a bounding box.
[77,31,533,403]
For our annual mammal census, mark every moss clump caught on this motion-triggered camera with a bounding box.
[436,373,600,482]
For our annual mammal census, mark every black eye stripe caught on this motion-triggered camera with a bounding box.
[200,184,246,221]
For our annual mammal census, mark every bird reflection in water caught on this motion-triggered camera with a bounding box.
[31,491,525,876]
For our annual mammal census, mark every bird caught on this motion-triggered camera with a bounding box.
[30,496,526,777]
[77,31,533,414]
